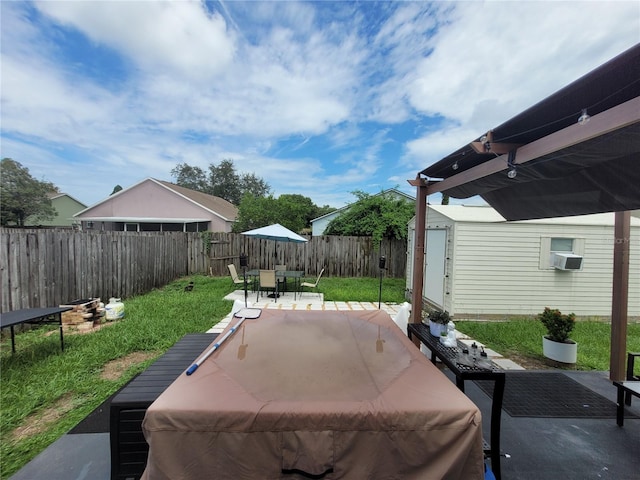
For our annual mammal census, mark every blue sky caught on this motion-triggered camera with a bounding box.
[1,1,638,209]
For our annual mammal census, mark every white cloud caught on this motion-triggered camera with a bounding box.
[403,1,640,171]
[35,0,236,82]
[2,1,638,209]
[3,60,115,133]
[408,2,639,126]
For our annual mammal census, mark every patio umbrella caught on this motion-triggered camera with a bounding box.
[241,223,308,266]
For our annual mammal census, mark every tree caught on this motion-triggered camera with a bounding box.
[233,193,329,233]
[238,172,270,204]
[274,194,317,233]
[232,194,279,232]
[208,159,240,203]
[324,190,415,246]
[111,185,123,195]
[171,159,270,205]
[170,163,208,192]
[0,158,57,226]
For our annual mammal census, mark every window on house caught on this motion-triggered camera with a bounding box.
[125,223,139,232]
[161,223,183,232]
[539,236,584,269]
[549,238,573,266]
[140,223,161,231]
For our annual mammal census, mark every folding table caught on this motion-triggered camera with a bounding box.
[0,306,72,353]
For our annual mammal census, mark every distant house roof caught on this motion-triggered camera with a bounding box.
[24,192,87,226]
[155,180,238,221]
[75,178,238,222]
[47,192,87,207]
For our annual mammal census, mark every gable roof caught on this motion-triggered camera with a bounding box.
[155,180,238,221]
[47,192,87,208]
[74,178,238,221]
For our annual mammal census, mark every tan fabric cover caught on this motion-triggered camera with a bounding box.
[141,310,484,479]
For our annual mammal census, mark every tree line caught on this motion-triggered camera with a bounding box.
[1,157,415,242]
[171,160,335,234]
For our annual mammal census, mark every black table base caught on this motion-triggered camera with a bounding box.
[407,322,505,480]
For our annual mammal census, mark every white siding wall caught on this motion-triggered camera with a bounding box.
[407,207,640,319]
[312,212,339,236]
[451,221,640,319]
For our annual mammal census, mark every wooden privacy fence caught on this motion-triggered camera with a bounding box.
[1,229,406,312]
[1,229,206,312]
[208,233,406,280]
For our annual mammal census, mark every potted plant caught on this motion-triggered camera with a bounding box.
[427,309,451,337]
[538,307,577,363]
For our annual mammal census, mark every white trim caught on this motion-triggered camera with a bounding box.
[79,217,208,222]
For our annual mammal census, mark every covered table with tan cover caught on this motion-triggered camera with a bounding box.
[141,309,484,479]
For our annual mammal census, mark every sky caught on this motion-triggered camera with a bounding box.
[1,1,638,210]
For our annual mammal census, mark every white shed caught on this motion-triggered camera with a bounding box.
[407,205,640,320]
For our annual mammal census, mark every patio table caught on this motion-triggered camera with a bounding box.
[407,322,506,480]
[0,306,72,353]
[245,269,304,299]
[141,309,485,479]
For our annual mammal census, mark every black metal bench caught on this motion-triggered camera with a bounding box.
[110,333,217,480]
[614,352,640,427]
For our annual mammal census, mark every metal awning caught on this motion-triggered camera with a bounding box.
[409,43,640,381]
[416,44,640,221]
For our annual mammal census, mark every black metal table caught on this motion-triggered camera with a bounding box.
[0,306,72,353]
[407,322,505,480]
[246,269,304,300]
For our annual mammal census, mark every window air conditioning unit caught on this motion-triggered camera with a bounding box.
[553,253,583,271]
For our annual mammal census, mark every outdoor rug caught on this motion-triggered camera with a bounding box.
[474,371,634,418]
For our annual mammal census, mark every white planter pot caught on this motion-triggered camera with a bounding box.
[542,336,578,363]
[429,320,445,337]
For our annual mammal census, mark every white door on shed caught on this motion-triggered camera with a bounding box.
[424,229,447,308]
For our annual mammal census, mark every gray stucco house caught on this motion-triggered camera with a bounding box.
[74,178,238,232]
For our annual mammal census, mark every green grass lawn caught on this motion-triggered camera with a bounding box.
[455,319,640,371]
[2,274,638,478]
[0,274,406,478]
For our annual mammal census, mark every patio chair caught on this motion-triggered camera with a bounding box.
[257,269,279,302]
[625,352,640,406]
[275,264,287,292]
[300,268,324,297]
[227,264,245,287]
